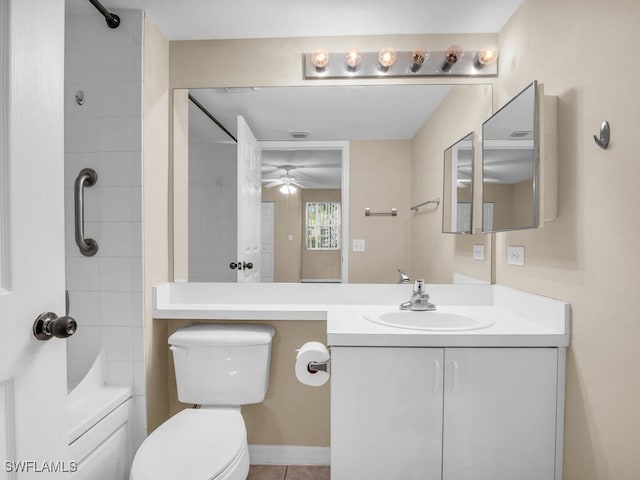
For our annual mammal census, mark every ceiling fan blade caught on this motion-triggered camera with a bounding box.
[291,181,305,189]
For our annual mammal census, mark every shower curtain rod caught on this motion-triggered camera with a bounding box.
[188,94,238,143]
[88,0,120,29]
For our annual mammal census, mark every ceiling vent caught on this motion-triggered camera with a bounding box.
[509,130,533,138]
[289,131,310,139]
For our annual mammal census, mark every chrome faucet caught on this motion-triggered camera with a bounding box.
[397,269,410,284]
[399,279,436,311]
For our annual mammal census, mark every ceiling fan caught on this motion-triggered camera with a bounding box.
[262,165,306,193]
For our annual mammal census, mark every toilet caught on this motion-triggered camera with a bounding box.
[130,324,275,480]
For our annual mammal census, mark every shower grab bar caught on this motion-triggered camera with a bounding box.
[74,168,99,257]
[88,0,121,29]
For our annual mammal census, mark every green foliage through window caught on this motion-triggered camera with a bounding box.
[306,202,341,250]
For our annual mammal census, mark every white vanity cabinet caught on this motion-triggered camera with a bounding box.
[331,346,562,480]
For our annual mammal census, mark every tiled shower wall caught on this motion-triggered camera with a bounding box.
[64,9,146,448]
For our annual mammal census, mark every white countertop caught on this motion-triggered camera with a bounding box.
[153,283,570,348]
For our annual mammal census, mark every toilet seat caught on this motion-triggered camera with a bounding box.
[130,408,249,480]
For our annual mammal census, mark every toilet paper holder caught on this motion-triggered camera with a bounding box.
[307,360,330,374]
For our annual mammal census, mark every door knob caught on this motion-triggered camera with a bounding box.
[33,312,77,341]
[243,262,253,270]
[229,262,239,270]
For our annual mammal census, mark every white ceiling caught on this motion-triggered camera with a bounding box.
[188,84,486,189]
[66,0,525,40]
[189,85,454,142]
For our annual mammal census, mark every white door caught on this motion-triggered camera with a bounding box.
[0,0,69,476]
[260,202,274,283]
[236,116,261,282]
[442,348,558,480]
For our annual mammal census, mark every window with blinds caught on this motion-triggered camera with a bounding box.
[305,202,341,250]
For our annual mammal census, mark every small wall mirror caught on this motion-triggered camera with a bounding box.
[482,81,538,232]
[442,132,474,234]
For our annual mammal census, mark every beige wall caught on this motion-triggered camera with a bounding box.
[170,34,497,89]
[301,189,342,281]
[410,85,493,283]
[262,187,303,282]
[496,0,640,478]
[349,141,412,283]
[143,17,171,432]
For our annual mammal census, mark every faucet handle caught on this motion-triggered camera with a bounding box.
[413,279,425,293]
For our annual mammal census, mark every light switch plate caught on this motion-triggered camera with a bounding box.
[473,244,485,261]
[288,234,293,241]
[507,246,525,266]
[352,239,366,252]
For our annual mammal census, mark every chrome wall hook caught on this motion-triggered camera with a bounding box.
[594,121,610,150]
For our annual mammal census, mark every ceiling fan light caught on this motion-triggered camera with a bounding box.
[280,184,297,194]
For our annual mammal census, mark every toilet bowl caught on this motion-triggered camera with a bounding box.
[130,409,249,480]
[129,324,275,480]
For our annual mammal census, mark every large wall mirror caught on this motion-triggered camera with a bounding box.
[173,83,494,284]
[482,81,538,232]
[442,132,474,234]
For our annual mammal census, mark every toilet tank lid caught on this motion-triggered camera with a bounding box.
[169,324,275,347]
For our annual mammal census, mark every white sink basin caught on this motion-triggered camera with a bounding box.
[365,310,494,331]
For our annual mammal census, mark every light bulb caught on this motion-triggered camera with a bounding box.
[442,45,463,72]
[280,184,297,195]
[344,48,362,70]
[311,49,330,70]
[410,49,429,72]
[378,47,396,70]
[477,47,498,66]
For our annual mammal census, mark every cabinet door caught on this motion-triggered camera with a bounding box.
[331,347,444,480]
[442,348,558,480]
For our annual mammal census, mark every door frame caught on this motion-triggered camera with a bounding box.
[260,140,349,284]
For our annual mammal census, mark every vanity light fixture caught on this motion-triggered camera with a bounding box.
[442,45,463,72]
[476,47,498,67]
[410,49,429,72]
[344,48,362,70]
[377,47,397,71]
[311,49,330,71]
[303,46,497,78]
[280,184,297,195]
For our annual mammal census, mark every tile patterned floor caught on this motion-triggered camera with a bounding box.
[247,465,330,480]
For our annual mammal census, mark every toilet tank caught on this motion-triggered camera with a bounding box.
[169,324,275,406]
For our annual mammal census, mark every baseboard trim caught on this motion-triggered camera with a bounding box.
[248,445,330,465]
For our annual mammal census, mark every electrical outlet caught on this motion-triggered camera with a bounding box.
[473,244,485,261]
[507,246,525,266]
[352,239,366,252]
